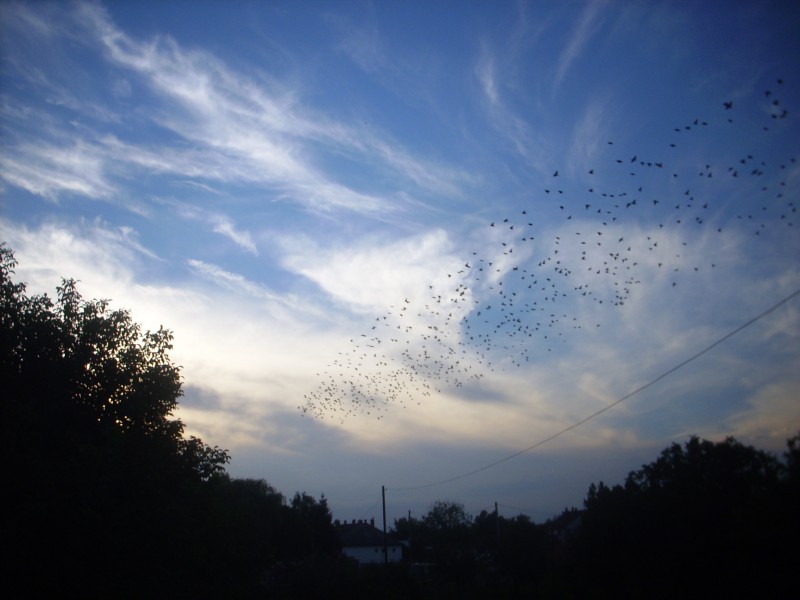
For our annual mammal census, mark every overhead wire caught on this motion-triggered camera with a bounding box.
[387,285,800,492]
[355,494,382,523]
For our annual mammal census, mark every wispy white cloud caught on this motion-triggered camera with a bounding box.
[476,47,500,107]
[554,0,610,90]
[210,218,258,255]
[566,97,615,178]
[474,42,549,169]
[184,258,329,323]
[187,259,273,300]
[155,197,258,255]
[73,2,466,214]
[327,11,386,75]
[0,139,115,200]
[0,216,153,294]
[0,1,474,218]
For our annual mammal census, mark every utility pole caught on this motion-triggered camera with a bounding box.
[495,501,500,549]
[382,485,388,565]
[408,509,413,564]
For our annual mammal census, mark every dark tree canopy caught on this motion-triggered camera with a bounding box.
[578,435,796,598]
[1,243,233,594]
[1,243,229,477]
[387,436,799,597]
[1,244,347,597]
[422,500,473,531]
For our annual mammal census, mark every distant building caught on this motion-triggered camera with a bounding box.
[335,519,403,565]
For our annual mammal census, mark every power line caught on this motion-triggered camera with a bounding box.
[388,286,800,492]
[357,495,381,522]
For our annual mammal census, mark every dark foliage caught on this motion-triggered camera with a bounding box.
[573,435,797,598]
[385,435,798,598]
[1,244,337,598]
[390,500,552,598]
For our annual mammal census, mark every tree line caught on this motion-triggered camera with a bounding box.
[2,242,797,598]
[387,432,798,598]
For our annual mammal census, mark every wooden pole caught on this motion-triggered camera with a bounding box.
[382,485,388,565]
[495,501,500,548]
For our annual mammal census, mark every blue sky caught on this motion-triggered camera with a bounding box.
[2,0,799,524]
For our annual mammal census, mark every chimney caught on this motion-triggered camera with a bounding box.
[370,518,375,527]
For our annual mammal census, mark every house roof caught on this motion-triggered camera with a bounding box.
[336,521,401,548]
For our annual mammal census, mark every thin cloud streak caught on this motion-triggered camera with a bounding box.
[0,140,115,200]
[2,2,471,217]
[554,0,610,90]
[474,42,549,170]
[156,198,258,255]
[184,258,329,323]
[76,2,466,215]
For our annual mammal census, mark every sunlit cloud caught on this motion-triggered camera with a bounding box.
[280,229,466,314]
[728,381,800,449]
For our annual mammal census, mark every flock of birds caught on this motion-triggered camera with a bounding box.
[301,78,797,423]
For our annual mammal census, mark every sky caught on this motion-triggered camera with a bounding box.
[2,0,799,525]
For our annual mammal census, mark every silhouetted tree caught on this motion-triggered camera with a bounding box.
[422,499,472,531]
[576,435,792,598]
[285,491,339,558]
[1,244,358,597]
[198,476,287,594]
[415,501,475,585]
[392,513,422,542]
[1,244,229,596]
[784,432,800,485]
[473,509,547,595]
